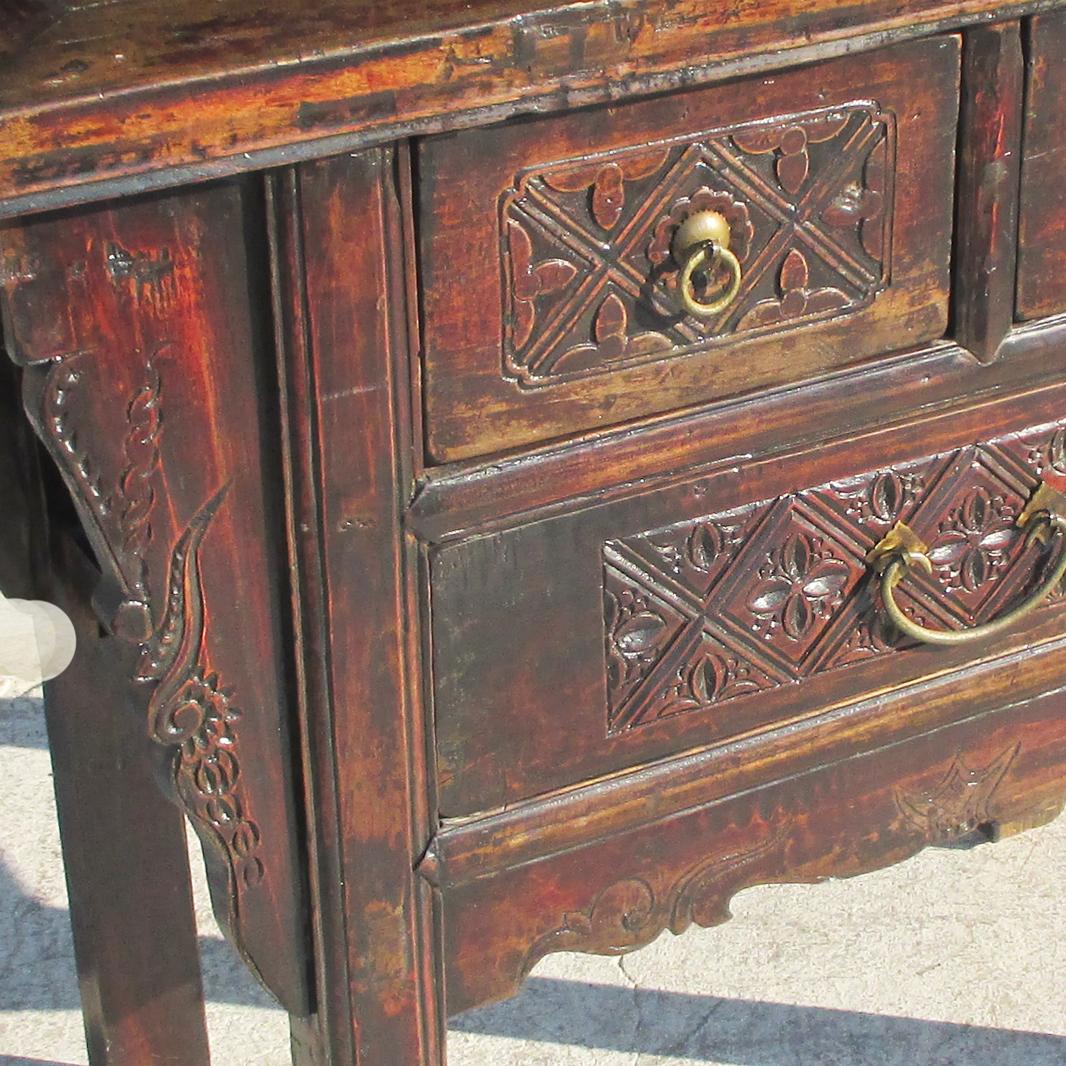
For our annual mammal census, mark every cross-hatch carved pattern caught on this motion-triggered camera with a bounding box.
[603,423,1066,734]
[501,103,895,388]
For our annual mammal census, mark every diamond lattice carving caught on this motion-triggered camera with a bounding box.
[603,424,1066,733]
[502,103,895,388]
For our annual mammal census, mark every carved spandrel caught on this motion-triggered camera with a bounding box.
[0,186,309,1014]
[603,423,1066,734]
[501,102,895,387]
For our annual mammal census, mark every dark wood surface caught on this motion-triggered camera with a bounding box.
[420,38,958,460]
[1017,11,1066,320]
[0,0,1052,217]
[44,537,213,1066]
[430,381,1066,815]
[3,7,1066,1066]
[0,181,310,1017]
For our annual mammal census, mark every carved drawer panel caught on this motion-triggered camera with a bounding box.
[430,391,1066,817]
[419,37,959,461]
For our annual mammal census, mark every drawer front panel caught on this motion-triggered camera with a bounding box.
[431,393,1066,816]
[419,37,959,461]
[1017,12,1066,320]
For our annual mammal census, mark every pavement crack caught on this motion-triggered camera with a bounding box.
[617,955,648,1065]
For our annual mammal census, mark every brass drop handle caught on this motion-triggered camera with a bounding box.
[671,210,743,318]
[867,481,1066,647]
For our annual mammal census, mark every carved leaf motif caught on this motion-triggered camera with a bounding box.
[593,293,628,361]
[869,472,906,523]
[508,218,578,350]
[777,149,808,195]
[592,163,625,229]
[779,249,809,294]
[614,612,667,655]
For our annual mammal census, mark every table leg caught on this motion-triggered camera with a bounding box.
[45,541,211,1066]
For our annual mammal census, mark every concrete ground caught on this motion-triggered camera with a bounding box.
[2,687,1066,1065]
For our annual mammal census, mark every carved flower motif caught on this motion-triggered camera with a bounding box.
[732,114,849,194]
[928,487,1017,593]
[541,150,671,230]
[646,187,754,268]
[605,585,671,696]
[507,218,578,350]
[748,532,850,641]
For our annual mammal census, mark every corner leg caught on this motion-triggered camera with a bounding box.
[45,539,211,1066]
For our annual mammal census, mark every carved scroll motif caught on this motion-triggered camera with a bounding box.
[521,820,792,977]
[895,743,1020,840]
[38,352,264,890]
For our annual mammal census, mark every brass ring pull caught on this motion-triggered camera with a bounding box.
[868,481,1066,647]
[672,210,743,318]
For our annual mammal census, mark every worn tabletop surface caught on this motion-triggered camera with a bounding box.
[0,0,1050,215]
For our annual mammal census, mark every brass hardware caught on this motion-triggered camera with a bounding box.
[671,210,743,318]
[867,480,1066,647]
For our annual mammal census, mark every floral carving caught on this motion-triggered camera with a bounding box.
[544,292,670,376]
[927,487,1018,594]
[732,114,849,194]
[117,360,162,594]
[748,533,850,641]
[507,219,577,350]
[895,744,1019,839]
[38,353,265,892]
[737,249,849,329]
[603,424,1066,733]
[541,150,671,230]
[647,187,754,268]
[500,103,894,387]
[823,135,889,259]
[831,469,923,527]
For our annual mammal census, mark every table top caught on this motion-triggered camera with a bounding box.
[0,0,1047,215]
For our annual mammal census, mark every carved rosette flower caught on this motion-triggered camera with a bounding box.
[928,487,1018,594]
[748,532,850,641]
[646,187,754,269]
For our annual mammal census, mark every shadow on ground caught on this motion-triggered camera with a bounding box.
[6,696,1066,1065]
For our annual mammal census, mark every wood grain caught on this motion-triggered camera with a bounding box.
[0,0,1044,217]
[275,150,445,1065]
[1017,12,1066,319]
[0,182,310,1016]
[954,21,1024,361]
[429,381,1066,816]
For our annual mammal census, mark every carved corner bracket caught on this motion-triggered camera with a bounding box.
[23,349,266,901]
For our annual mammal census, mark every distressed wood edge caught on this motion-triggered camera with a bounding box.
[276,149,445,1064]
[440,685,1066,1012]
[409,329,1066,544]
[422,631,1066,887]
[0,2,1057,220]
[953,20,1025,362]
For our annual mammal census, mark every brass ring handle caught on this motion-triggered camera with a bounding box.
[672,210,743,318]
[868,482,1066,647]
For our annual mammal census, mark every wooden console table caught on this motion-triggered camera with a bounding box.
[3,2,1066,1063]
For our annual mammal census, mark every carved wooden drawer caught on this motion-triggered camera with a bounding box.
[1017,11,1066,321]
[418,36,960,462]
[430,388,1066,817]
